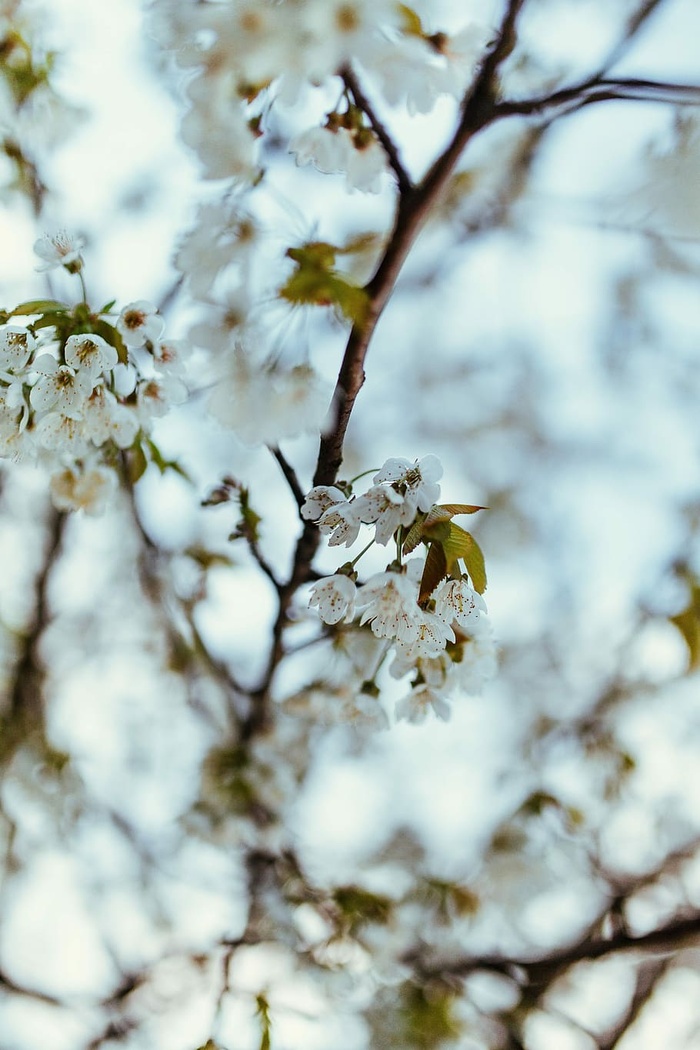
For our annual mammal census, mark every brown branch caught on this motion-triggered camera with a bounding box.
[496,77,700,120]
[413,912,700,991]
[604,957,670,1050]
[3,507,65,754]
[600,0,668,72]
[341,63,413,194]
[268,445,305,511]
[246,0,530,718]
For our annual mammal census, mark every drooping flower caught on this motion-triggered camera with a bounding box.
[318,498,365,547]
[301,485,347,522]
[432,577,488,631]
[358,571,421,643]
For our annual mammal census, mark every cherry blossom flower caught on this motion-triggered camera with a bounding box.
[83,386,140,449]
[50,463,116,515]
[301,485,347,522]
[33,230,85,272]
[30,356,92,419]
[395,609,455,660]
[0,325,35,372]
[34,412,89,455]
[395,683,451,724]
[373,454,443,512]
[358,571,421,643]
[136,374,187,425]
[318,498,365,547]
[308,574,357,625]
[64,333,118,380]
[116,300,165,348]
[432,578,488,631]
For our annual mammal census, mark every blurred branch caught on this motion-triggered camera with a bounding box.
[601,0,668,72]
[341,63,413,194]
[603,957,670,1050]
[497,76,700,120]
[120,473,246,720]
[3,507,65,754]
[0,966,63,1006]
[414,911,700,990]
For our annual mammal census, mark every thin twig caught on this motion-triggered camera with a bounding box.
[341,63,413,194]
[496,77,700,120]
[269,445,305,511]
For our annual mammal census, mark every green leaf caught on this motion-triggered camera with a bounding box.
[125,441,148,484]
[443,525,487,594]
[145,438,191,481]
[91,319,128,364]
[402,516,426,555]
[397,3,424,37]
[11,299,68,316]
[670,598,700,670]
[279,242,369,324]
[418,541,447,605]
[30,311,69,331]
[437,503,487,517]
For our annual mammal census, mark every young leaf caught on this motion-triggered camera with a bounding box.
[437,503,488,517]
[418,541,447,605]
[92,319,128,364]
[455,529,486,596]
[397,3,424,37]
[126,441,148,484]
[10,299,68,315]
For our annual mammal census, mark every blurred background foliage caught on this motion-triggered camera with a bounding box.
[2,0,700,1048]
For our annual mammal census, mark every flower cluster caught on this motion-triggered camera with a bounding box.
[0,234,187,512]
[149,2,491,449]
[303,455,495,721]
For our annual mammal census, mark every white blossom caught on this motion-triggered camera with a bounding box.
[151,339,188,376]
[301,485,347,522]
[318,498,365,548]
[209,348,329,445]
[358,571,421,643]
[395,609,455,660]
[454,629,498,695]
[64,333,118,379]
[50,463,116,514]
[0,325,35,372]
[33,229,85,272]
[432,577,488,631]
[116,300,165,348]
[308,574,357,625]
[83,386,140,449]
[136,374,187,425]
[34,412,89,455]
[373,454,443,512]
[30,356,92,419]
[290,125,352,175]
[395,683,451,724]
[345,133,388,193]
